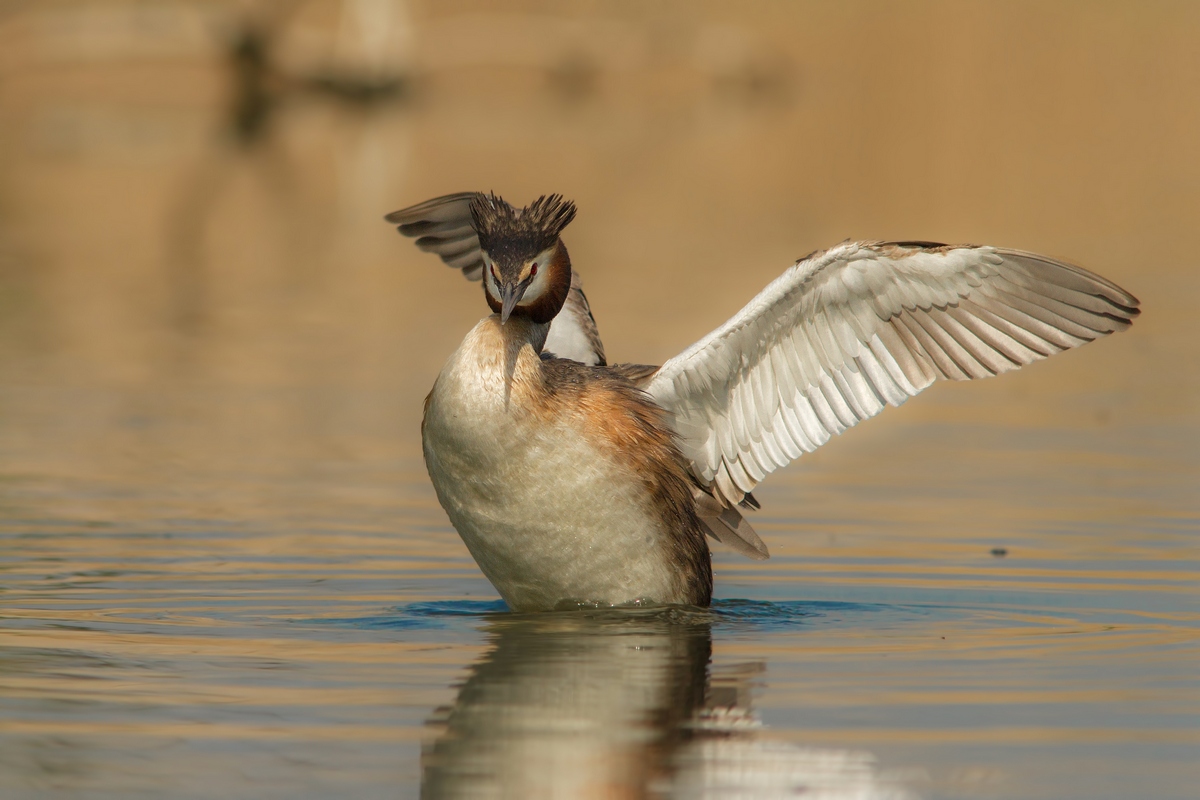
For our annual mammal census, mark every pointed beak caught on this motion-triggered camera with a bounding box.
[499,281,527,325]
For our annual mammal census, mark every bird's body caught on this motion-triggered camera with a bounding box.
[388,192,1140,612]
[422,315,709,609]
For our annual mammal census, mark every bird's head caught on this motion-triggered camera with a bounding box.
[470,193,576,325]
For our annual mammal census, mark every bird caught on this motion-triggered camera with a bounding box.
[385,192,1140,612]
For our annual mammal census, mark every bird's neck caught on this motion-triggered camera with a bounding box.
[492,315,549,412]
[499,314,550,355]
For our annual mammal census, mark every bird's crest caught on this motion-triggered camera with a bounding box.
[470,193,577,263]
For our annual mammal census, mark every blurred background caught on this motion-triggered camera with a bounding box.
[0,1,1197,798]
[2,0,1195,396]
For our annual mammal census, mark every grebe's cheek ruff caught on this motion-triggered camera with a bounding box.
[482,246,563,324]
[483,255,502,307]
[514,251,554,305]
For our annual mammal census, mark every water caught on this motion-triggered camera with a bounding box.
[1,2,1198,798]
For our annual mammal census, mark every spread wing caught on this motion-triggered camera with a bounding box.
[385,192,607,365]
[645,241,1140,507]
[385,191,484,279]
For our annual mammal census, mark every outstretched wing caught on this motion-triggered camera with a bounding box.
[645,241,1140,506]
[385,192,484,279]
[385,192,607,365]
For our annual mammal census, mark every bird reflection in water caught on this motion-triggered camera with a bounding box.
[421,608,917,799]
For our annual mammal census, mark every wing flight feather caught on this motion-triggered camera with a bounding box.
[645,242,1140,506]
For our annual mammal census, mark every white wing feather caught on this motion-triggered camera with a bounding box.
[544,271,606,366]
[645,241,1140,506]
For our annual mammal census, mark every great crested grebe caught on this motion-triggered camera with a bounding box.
[386,192,1139,612]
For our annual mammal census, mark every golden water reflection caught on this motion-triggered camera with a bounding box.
[422,610,918,799]
[0,1,1198,798]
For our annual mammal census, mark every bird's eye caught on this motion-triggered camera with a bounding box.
[530,264,539,278]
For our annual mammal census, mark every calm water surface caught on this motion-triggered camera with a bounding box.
[1,3,1198,798]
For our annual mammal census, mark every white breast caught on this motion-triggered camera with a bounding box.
[422,318,681,611]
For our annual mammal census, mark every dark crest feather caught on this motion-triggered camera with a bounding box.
[469,193,577,263]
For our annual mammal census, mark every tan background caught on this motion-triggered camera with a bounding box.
[0,3,1196,798]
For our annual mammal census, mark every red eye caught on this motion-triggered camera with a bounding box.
[530,264,538,278]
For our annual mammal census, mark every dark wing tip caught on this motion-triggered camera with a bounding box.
[885,240,950,249]
[384,192,481,227]
[385,193,486,281]
[996,248,1142,324]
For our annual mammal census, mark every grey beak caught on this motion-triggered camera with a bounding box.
[499,281,527,325]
